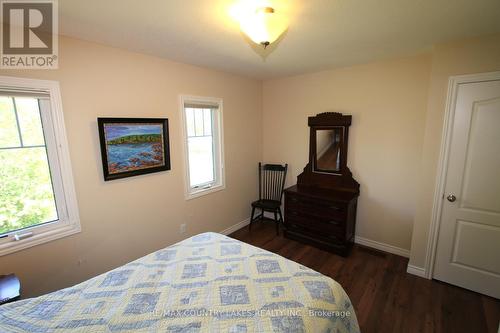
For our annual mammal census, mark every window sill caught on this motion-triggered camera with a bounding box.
[185,184,225,200]
[0,223,81,257]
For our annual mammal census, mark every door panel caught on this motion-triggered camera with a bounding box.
[460,97,500,213]
[451,220,500,274]
[433,77,500,299]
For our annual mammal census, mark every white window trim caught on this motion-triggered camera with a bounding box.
[0,76,80,256]
[180,95,225,200]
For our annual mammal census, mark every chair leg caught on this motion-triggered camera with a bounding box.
[249,206,256,231]
[274,210,279,235]
[278,208,284,235]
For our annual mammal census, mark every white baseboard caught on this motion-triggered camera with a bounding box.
[263,211,276,219]
[220,218,250,236]
[220,212,280,236]
[354,235,411,258]
[220,218,412,260]
[406,264,427,278]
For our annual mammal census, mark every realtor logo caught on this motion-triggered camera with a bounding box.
[1,0,58,69]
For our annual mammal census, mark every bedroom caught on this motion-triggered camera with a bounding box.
[0,0,499,332]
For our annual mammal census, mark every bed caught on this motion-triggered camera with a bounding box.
[0,232,360,332]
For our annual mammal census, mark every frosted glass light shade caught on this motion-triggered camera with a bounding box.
[239,7,287,47]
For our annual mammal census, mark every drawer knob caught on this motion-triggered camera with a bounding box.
[328,220,340,226]
[329,206,341,211]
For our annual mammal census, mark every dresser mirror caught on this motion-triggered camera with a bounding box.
[314,127,343,173]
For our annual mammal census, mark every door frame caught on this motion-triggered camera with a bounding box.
[424,70,500,279]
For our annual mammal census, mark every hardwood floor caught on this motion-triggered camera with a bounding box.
[230,220,500,333]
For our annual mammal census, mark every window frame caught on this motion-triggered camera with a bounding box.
[180,95,225,200]
[0,76,80,256]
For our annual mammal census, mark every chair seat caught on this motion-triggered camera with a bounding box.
[251,199,281,211]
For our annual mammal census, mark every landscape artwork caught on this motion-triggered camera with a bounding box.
[98,118,170,181]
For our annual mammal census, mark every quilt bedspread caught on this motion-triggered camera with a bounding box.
[0,232,359,332]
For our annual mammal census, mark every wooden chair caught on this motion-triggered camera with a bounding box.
[249,162,288,235]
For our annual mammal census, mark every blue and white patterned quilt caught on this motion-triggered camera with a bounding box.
[0,232,360,332]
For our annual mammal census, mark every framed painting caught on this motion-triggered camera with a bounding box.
[97,118,171,181]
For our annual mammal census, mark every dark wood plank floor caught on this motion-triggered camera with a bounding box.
[230,220,500,333]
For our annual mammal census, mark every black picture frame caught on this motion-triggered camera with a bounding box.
[97,118,171,181]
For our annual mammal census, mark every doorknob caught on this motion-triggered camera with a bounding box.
[447,194,456,202]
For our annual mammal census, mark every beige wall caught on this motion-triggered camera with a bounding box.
[0,36,262,297]
[262,55,432,251]
[409,34,500,269]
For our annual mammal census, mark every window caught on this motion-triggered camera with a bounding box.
[0,76,80,256]
[181,96,224,199]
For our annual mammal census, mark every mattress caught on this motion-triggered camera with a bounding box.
[0,232,360,332]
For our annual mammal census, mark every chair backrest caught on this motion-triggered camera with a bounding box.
[258,162,288,202]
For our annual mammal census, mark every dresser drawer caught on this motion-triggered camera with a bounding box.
[286,193,346,220]
[286,221,344,244]
[285,214,344,237]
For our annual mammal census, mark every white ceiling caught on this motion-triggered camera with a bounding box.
[59,0,500,80]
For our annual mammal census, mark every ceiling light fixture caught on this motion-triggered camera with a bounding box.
[237,5,287,49]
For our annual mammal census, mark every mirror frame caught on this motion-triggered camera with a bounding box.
[297,112,359,192]
[312,126,345,174]
[308,113,351,176]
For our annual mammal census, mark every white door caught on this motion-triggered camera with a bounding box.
[433,74,500,299]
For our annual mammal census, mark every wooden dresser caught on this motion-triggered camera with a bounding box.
[284,185,358,256]
[284,112,360,256]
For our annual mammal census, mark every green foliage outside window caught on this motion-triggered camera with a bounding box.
[0,97,58,235]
